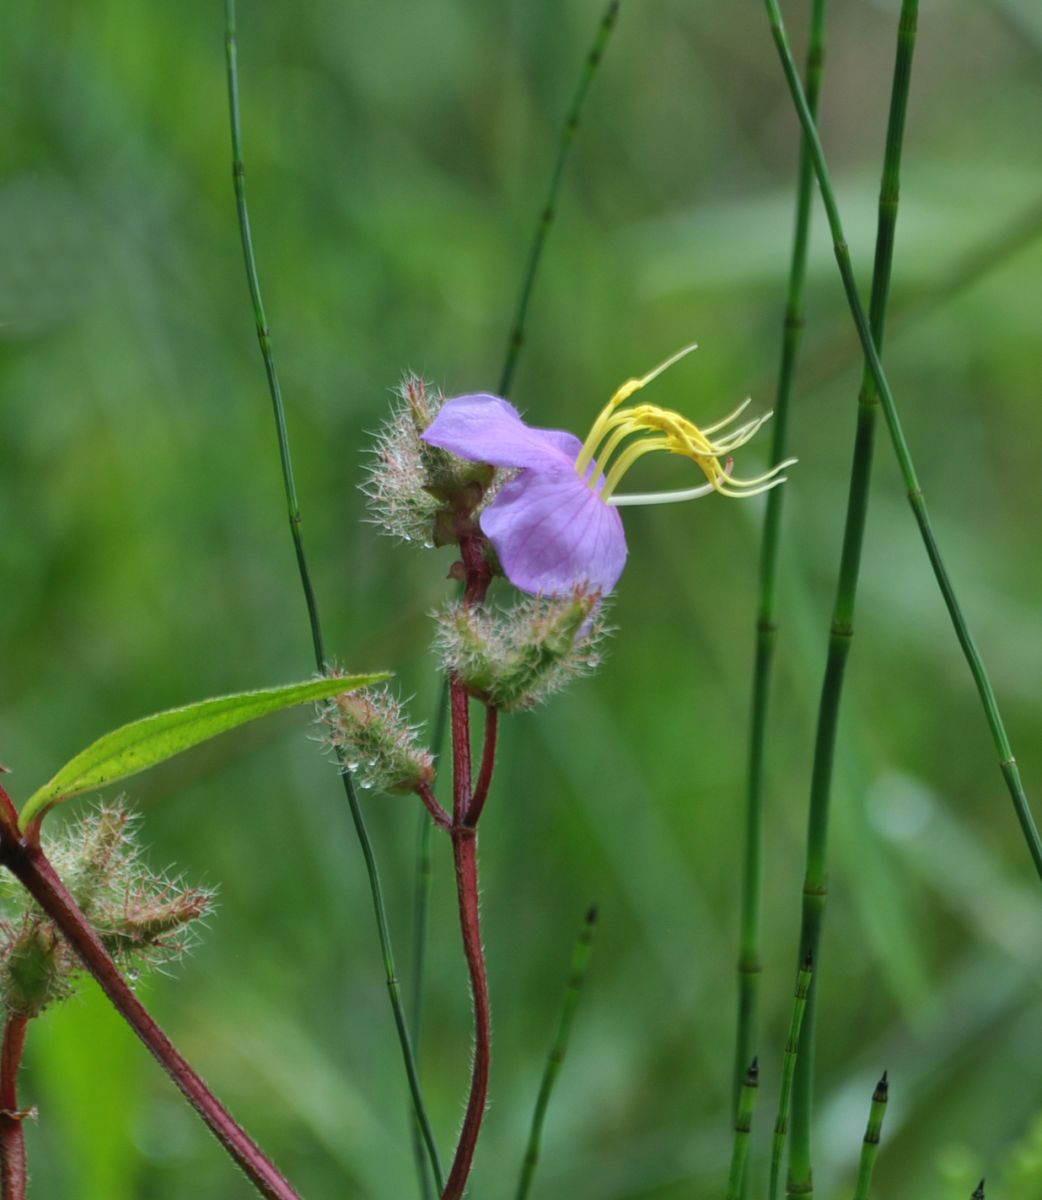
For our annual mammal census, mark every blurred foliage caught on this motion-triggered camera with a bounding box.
[2,0,1041,1196]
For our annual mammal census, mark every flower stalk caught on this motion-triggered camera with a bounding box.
[438,539,497,1200]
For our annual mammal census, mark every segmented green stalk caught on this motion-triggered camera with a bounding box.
[498,0,621,398]
[726,1059,760,1200]
[779,6,919,1195]
[763,0,1042,880]
[223,3,443,1189]
[852,1072,889,1200]
[734,0,828,1117]
[515,906,599,1200]
[767,957,814,1200]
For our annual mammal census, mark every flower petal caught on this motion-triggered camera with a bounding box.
[422,394,577,472]
[480,469,627,596]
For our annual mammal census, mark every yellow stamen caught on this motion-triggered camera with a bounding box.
[573,343,698,476]
[574,347,793,507]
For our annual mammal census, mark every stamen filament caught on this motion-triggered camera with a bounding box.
[574,343,698,476]
[607,481,718,507]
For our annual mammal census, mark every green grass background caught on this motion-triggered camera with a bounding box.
[2,0,1042,1196]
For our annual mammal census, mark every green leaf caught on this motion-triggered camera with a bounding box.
[19,675,388,830]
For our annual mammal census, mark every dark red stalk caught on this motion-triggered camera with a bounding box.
[0,803,301,1200]
[417,782,452,830]
[440,533,497,1199]
[442,827,491,1200]
[0,1015,29,1200]
[465,708,498,828]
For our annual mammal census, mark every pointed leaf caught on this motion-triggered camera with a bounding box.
[19,674,387,829]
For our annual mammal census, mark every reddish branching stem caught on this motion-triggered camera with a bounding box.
[0,794,301,1200]
[416,782,452,830]
[466,707,498,828]
[450,676,473,826]
[440,534,498,1200]
[442,827,491,1200]
[0,1015,29,1200]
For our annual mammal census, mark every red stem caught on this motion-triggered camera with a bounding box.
[441,828,491,1200]
[0,1015,29,1200]
[450,676,472,825]
[416,782,452,830]
[0,830,301,1200]
[465,707,498,827]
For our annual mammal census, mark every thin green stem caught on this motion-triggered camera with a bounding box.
[222,2,443,1189]
[409,686,451,1200]
[726,1059,760,1200]
[515,905,599,1200]
[498,0,620,398]
[768,957,814,1200]
[734,0,828,1118]
[777,4,920,1195]
[852,1073,888,1200]
[764,0,1042,880]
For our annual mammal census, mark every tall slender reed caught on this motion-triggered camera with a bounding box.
[498,0,621,399]
[852,1072,888,1200]
[734,0,828,1114]
[515,905,599,1200]
[780,6,920,1194]
[726,1059,760,1200]
[222,2,443,1188]
[762,0,1042,882]
[768,957,813,1200]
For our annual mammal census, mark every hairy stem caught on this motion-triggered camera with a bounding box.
[0,1015,29,1200]
[498,0,621,398]
[0,830,299,1200]
[771,5,918,1193]
[735,0,828,1117]
[222,1,443,1186]
[515,905,599,1200]
[763,0,1042,881]
[442,826,492,1200]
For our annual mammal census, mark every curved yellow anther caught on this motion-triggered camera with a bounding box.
[574,343,698,476]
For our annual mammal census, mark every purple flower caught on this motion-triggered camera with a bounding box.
[422,348,793,597]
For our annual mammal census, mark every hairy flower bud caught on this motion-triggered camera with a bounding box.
[324,685,435,795]
[435,589,610,711]
[0,805,213,1017]
[364,376,494,547]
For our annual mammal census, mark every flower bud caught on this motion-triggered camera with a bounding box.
[364,376,494,547]
[435,589,610,711]
[325,686,435,795]
[0,804,214,1017]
